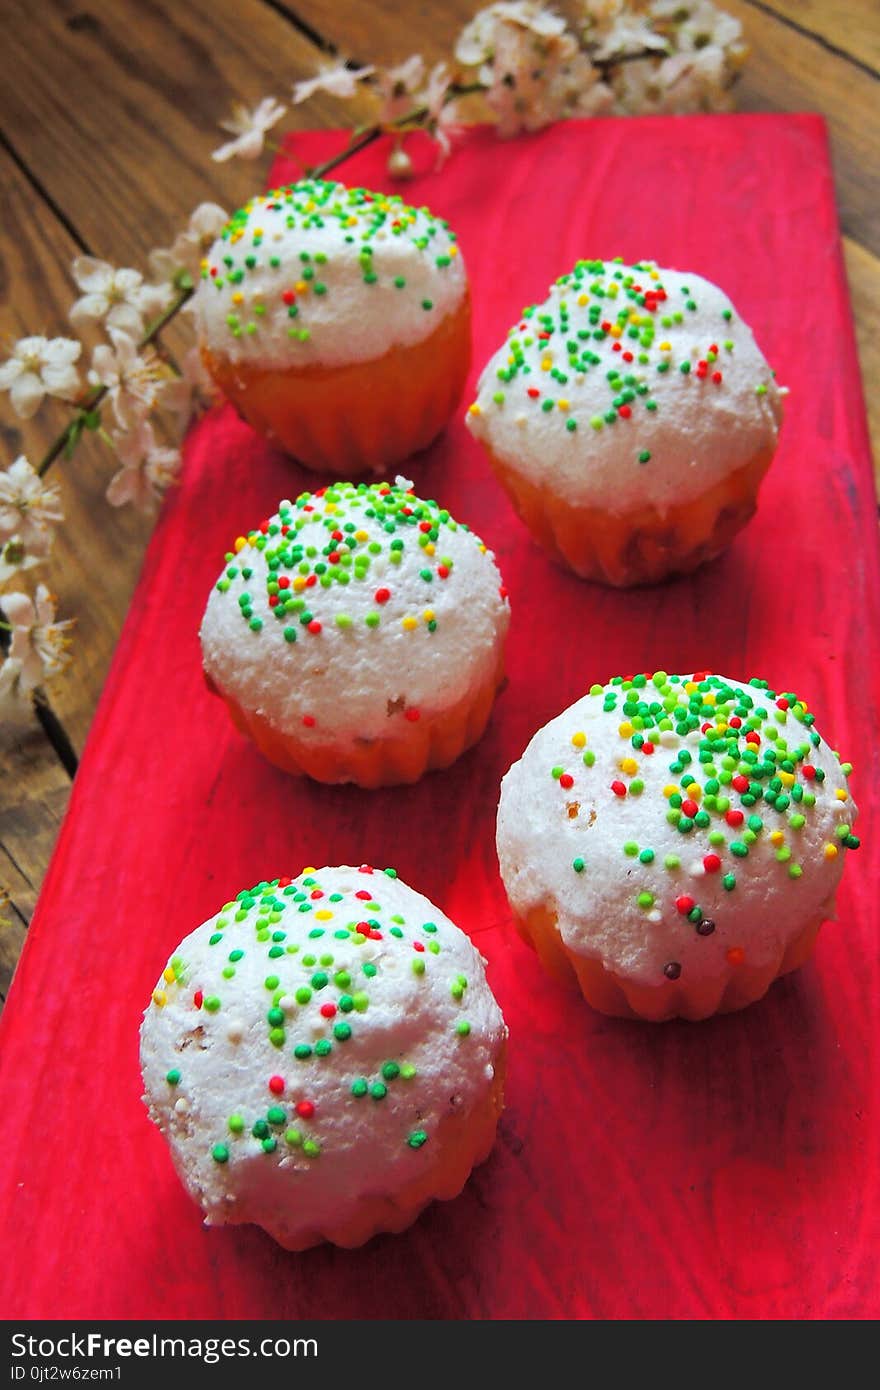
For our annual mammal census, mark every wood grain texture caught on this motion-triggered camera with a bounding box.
[0,119,877,1320]
[754,0,880,72]
[843,236,880,476]
[0,0,372,262]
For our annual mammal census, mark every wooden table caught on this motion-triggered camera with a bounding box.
[1,0,877,1001]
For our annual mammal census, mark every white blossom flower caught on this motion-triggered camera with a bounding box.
[0,337,81,419]
[0,541,42,587]
[292,61,375,104]
[0,456,63,557]
[2,584,73,692]
[105,420,181,512]
[583,0,669,62]
[70,258,170,339]
[211,97,286,163]
[89,330,164,430]
[158,346,215,429]
[455,3,567,67]
[148,203,230,287]
[376,54,427,126]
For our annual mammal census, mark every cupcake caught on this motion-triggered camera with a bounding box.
[194,178,470,474]
[466,258,783,586]
[141,865,507,1250]
[200,478,510,787]
[496,672,859,1021]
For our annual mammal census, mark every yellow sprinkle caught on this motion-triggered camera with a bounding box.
[200,257,209,272]
[609,324,623,338]
[577,293,589,306]
[607,283,619,298]
[293,576,307,592]
[423,609,435,622]
[296,280,308,294]
[715,722,728,735]
[664,784,679,797]
[684,681,698,694]
[835,788,848,800]
[508,354,516,366]
[541,358,552,371]
[449,245,459,257]
[770,830,785,846]
[467,402,481,416]
[824,843,838,859]
[402,616,418,631]
[571,731,586,748]
[314,910,333,921]
[703,693,716,706]
[618,721,633,737]
[689,785,703,803]
[325,502,337,513]
[346,215,358,226]
[231,291,244,305]
[253,227,263,237]
[628,311,640,324]
[659,341,672,351]
[779,771,795,787]
[306,200,316,212]
[303,865,316,874]
[650,270,660,280]
[619,757,638,775]
[163,966,176,984]
[479,543,487,553]
[152,990,166,1008]
[354,529,368,542]
[557,399,570,411]
[424,542,435,555]
[233,536,247,553]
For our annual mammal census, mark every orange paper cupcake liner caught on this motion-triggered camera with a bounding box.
[203,293,472,476]
[261,1039,507,1251]
[484,443,776,586]
[207,644,506,788]
[510,901,826,1022]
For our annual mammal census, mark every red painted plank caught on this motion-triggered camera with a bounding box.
[1,115,877,1320]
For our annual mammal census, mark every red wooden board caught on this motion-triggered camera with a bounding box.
[1,116,878,1320]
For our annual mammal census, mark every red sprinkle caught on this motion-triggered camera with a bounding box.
[355,890,372,900]
[193,991,203,1009]
[375,587,391,604]
[803,765,816,780]
[732,774,750,792]
[282,289,295,305]
[295,1100,315,1120]
[726,809,744,827]
[310,889,323,900]
[268,1075,285,1095]
[642,741,654,755]
[729,716,742,728]
[437,565,450,579]
[305,574,317,588]
[676,895,696,915]
[302,714,316,728]
[320,1003,337,1019]
[611,781,627,797]
[277,576,290,589]
[618,404,631,417]
[703,854,722,873]
[559,773,574,790]
[307,619,322,634]
[681,798,698,819]
[404,708,421,722]
[413,941,425,953]
[777,698,790,710]
[527,387,540,399]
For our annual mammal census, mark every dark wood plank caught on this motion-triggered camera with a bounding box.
[0,0,373,262]
[843,237,880,467]
[755,0,880,72]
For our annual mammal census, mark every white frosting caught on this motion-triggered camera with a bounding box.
[140,866,506,1247]
[199,481,510,747]
[467,260,783,514]
[193,178,467,369]
[497,673,857,986]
